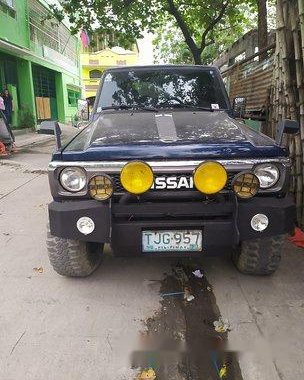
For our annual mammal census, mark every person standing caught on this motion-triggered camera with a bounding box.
[2,89,13,124]
[0,89,15,148]
[0,95,9,155]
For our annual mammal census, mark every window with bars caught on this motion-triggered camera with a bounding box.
[67,89,80,107]
[0,0,14,8]
[0,0,16,17]
[32,66,56,98]
[28,0,78,66]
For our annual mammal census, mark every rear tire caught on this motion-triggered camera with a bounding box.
[232,235,285,275]
[46,228,103,277]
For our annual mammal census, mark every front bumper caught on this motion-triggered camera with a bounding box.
[49,196,295,256]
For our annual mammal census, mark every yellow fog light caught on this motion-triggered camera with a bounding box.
[89,175,114,201]
[232,172,259,199]
[194,161,227,194]
[120,161,154,195]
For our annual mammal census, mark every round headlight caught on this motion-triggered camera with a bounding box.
[232,172,259,199]
[194,161,227,194]
[254,164,279,189]
[89,175,114,201]
[120,161,154,195]
[60,167,86,192]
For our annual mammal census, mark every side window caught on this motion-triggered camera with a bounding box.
[89,70,102,79]
[67,90,80,107]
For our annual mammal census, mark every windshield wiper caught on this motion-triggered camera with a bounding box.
[156,102,214,112]
[102,105,158,112]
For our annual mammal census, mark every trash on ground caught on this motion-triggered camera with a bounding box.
[161,291,184,297]
[207,286,212,292]
[288,227,304,248]
[219,364,227,378]
[184,287,195,302]
[192,269,204,278]
[213,317,230,333]
[211,352,227,379]
[136,368,156,380]
[33,267,44,273]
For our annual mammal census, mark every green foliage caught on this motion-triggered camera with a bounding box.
[154,2,257,64]
[18,106,36,129]
[51,0,257,64]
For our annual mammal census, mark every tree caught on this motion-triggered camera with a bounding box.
[50,0,256,65]
[257,0,268,60]
[154,3,256,64]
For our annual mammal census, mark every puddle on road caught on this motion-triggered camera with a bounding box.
[132,260,243,380]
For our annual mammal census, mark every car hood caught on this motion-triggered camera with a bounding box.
[60,110,287,160]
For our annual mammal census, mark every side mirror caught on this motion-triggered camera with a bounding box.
[38,120,62,150]
[233,96,247,118]
[275,119,299,145]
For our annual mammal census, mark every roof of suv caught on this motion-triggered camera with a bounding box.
[104,64,219,72]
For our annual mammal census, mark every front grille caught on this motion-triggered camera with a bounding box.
[112,172,238,193]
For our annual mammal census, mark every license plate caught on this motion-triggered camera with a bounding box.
[142,230,203,253]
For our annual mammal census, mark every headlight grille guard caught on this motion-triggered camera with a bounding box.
[48,157,291,198]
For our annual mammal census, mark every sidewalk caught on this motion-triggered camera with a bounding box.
[0,123,79,173]
[15,130,53,149]
[13,122,75,149]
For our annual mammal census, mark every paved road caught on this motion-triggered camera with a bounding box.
[0,142,304,380]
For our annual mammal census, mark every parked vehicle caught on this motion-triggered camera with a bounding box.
[41,65,296,277]
[0,111,13,155]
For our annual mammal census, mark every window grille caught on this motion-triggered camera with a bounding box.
[0,0,16,17]
[28,0,78,66]
[32,66,56,98]
[0,0,14,8]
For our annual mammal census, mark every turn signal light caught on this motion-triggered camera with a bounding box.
[194,161,227,194]
[232,172,259,199]
[120,161,154,195]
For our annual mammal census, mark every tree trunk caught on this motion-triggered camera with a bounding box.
[192,48,202,65]
[258,0,268,60]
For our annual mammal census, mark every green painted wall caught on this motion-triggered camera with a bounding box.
[55,72,65,122]
[0,0,81,126]
[55,72,80,123]
[60,73,80,123]
[0,0,29,49]
[16,59,36,125]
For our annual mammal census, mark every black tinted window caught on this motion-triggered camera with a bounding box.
[98,68,228,110]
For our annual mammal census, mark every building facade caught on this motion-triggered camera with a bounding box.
[81,43,139,102]
[0,0,81,127]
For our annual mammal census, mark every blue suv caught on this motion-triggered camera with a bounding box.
[44,65,296,277]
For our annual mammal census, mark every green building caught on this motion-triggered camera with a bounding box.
[0,0,81,127]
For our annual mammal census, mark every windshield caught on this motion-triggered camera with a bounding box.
[97,68,229,111]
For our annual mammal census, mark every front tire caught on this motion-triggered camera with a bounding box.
[232,235,285,275]
[46,228,103,277]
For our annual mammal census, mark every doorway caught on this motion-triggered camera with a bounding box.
[32,65,58,121]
